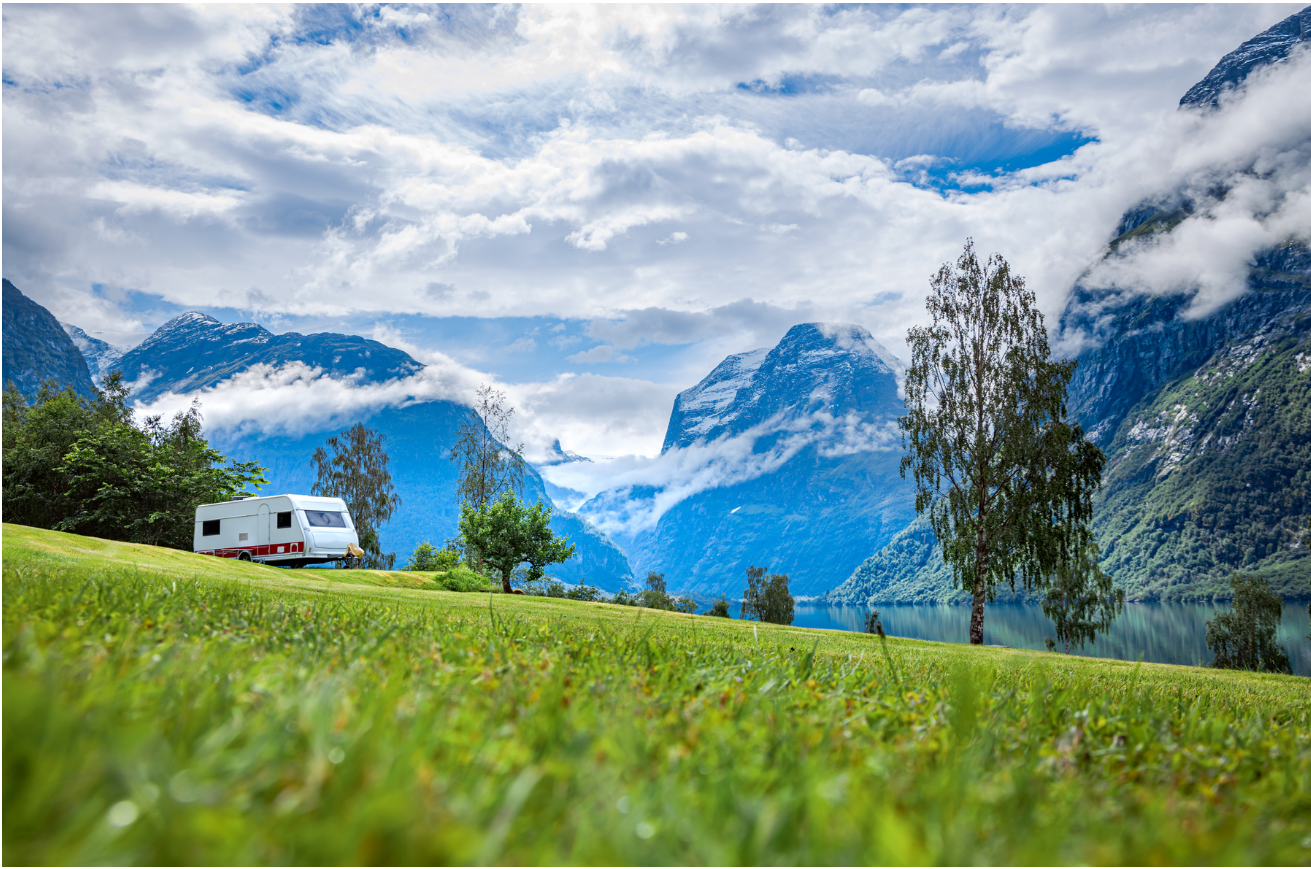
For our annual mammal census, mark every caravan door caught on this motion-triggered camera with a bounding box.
[258,503,271,552]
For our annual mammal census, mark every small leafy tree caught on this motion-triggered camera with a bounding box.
[449,385,527,512]
[458,493,575,594]
[899,240,1106,645]
[864,610,882,634]
[1040,542,1124,654]
[708,595,732,618]
[639,571,671,609]
[1206,573,1291,673]
[612,589,638,607]
[312,423,400,570]
[672,596,697,614]
[405,542,462,572]
[740,565,795,625]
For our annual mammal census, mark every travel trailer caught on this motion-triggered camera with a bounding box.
[193,494,360,567]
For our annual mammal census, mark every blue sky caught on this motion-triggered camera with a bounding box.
[4,3,1308,459]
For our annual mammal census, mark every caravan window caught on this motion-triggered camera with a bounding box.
[202,519,220,536]
[276,511,292,529]
[305,511,347,528]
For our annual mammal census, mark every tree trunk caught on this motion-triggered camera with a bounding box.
[970,529,989,645]
[969,578,987,645]
[501,571,513,594]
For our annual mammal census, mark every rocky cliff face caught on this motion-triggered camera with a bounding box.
[662,323,904,452]
[2,279,98,400]
[61,323,123,385]
[589,322,915,598]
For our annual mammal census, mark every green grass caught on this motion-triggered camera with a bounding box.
[4,524,1311,865]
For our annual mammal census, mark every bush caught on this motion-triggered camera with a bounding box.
[565,583,601,602]
[672,596,697,614]
[524,578,567,598]
[612,590,638,607]
[436,566,491,593]
[1205,573,1291,673]
[708,595,732,618]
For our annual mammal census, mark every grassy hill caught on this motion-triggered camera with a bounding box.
[4,524,1310,864]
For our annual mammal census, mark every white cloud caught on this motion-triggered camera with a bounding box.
[6,2,1309,473]
[566,344,634,364]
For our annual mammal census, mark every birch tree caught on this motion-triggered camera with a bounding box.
[899,240,1106,645]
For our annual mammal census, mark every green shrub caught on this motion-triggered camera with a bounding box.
[612,589,638,606]
[437,565,490,593]
[672,596,697,614]
[565,583,601,602]
[708,595,732,618]
[524,578,567,598]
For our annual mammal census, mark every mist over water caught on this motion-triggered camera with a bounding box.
[793,602,1311,677]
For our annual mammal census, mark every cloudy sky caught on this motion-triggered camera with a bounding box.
[4,2,1309,461]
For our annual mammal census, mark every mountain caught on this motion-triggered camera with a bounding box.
[111,312,423,403]
[61,323,123,385]
[1179,6,1309,109]
[827,11,1311,607]
[2,279,98,400]
[583,322,916,598]
[65,311,633,588]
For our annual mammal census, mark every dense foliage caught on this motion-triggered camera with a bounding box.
[403,542,462,573]
[1092,324,1311,600]
[1041,542,1125,654]
[4,525,1310,865]
[458,494,576,594]
[740,565,795,626]
[1,377,265,549]
[900,240,1107,644]
[311,423,400,570]
[1206,573,1292,673]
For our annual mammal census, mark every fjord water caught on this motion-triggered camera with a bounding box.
[793,602,1311,676]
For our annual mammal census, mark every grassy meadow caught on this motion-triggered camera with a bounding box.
[4,523,1311,865]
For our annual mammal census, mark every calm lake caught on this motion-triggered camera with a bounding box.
[793,602,1311,677]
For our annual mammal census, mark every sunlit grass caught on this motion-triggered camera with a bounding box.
[4,524,1310,864]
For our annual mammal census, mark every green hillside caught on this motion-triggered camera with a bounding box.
[5,524,1310,864]
[1094,311,1311,600]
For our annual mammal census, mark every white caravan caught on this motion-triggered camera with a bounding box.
[193,494,360,567]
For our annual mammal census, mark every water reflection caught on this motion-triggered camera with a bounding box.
[793,602,1311,676]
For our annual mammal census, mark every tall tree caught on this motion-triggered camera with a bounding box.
[311,423,400,570]
[900,240,1107,645]
[449,385,526,512]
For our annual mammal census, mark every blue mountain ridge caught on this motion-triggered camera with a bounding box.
[2,279,98,400]
[583,322,917,598]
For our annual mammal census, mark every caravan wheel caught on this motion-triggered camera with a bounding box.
[238,551,252,562]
